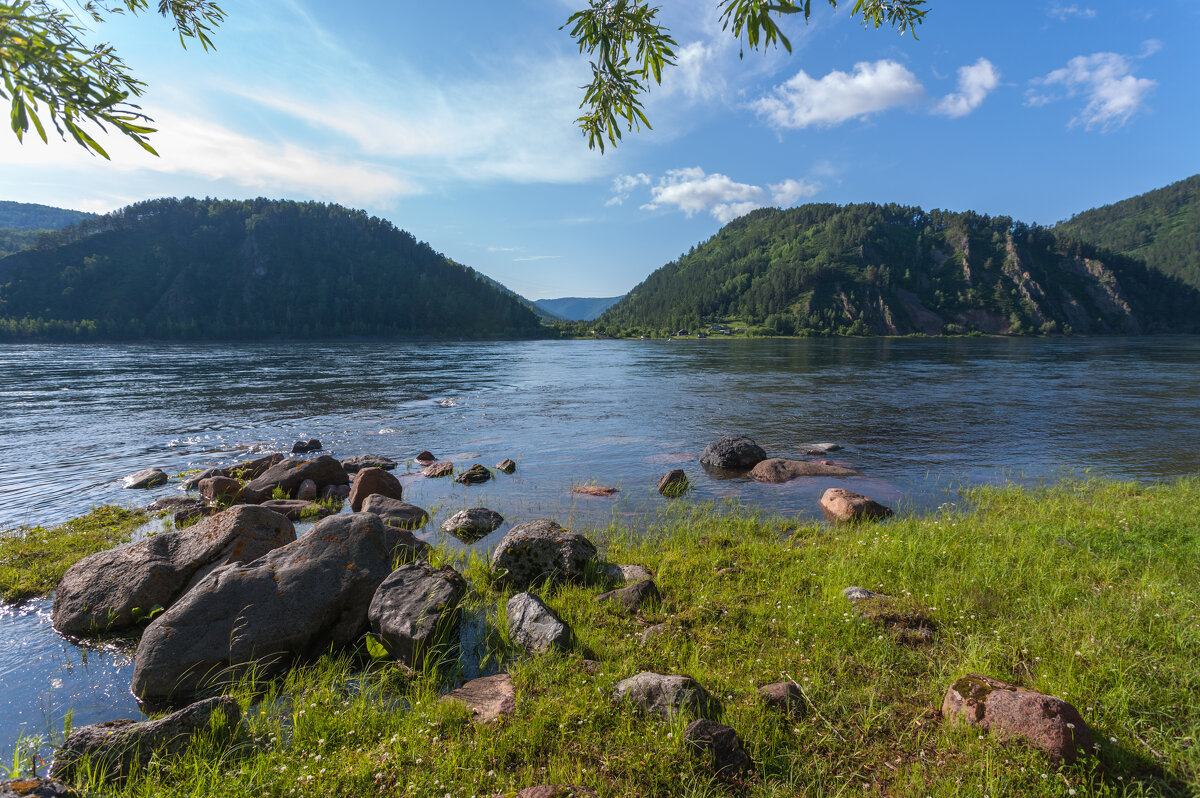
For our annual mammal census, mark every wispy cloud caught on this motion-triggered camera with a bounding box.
[1027,45,1158,130]
[606,173,651,206]
[933,58,1001,118]
[1047,4,1096,21]
[513,255,562,262]
[629,167,820,223]
[752,60,925,129]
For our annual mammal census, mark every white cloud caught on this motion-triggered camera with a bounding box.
[934,58,1000,118]
[637,167,820,223]
[606,173,651,206]
[1027,49,1157,131]
[752,60,924,129]
[513,255,562,262]
[1047,4,1096,21]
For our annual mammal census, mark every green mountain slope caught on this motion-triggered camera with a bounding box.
[534,296,623,321]
[0,197,546,340]
[597,203,1200,336]
[0,200,95,231]
[0,201,98,258]
[1055,174,1200,290]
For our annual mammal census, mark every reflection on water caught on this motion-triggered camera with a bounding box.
[1,336,1199,760]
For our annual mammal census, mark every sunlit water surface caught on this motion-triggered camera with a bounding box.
[2,337,1198,761]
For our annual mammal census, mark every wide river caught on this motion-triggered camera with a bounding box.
[2,337,1199,762]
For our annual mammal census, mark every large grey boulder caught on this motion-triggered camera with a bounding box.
[507,592,573,654]
[361,494,430,530]
[49,696,239,782]
[612,672,716,720]
[368,563,467,667]
[748,458,860,483]
[440,507,504,540]
[52,505,295,636]
[490,519,597,590]
[699,436,767,471]
[241,455,347,503]
[130,513,423,704]
[124,468,168,489]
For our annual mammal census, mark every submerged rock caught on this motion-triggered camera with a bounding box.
[496,458,517,474]
[349,467,403,512]
[124,468,168,489]
[291,438,322,454]
[820,488,892,522]
[803,443,843,455]
[454,464,492,485]
[507,592,573,655]
[942,674,1092,763]
[656,469,689,496]
[699,436,767,471]
[414,450,436,463]
[368,562,466,667]
[52,505,295,636]
[571,485,618,497]
[49,696,239,783]
[420,460,454,478]
[748,458,860,483]
[131,512,422,703]
[490,519,597,590]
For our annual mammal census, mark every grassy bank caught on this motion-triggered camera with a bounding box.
[0,506,147,602]
[20,478,1200,796]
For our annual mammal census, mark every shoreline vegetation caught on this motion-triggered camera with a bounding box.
[2,476,1198,796]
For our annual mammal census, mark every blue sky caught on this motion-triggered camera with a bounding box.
[1,1,1197,299]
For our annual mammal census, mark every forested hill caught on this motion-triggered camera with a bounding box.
[596,203,1200,337]
[0,198,546,340]
[1055,174,1200,290]
[0,201,97,259]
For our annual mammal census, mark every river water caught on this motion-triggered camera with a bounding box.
[2,337,1199,762]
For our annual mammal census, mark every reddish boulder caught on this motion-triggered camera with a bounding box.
[572,485,618,497]
[758,681,806,717]
[440,674,515,723]
[819,488,893,522]
[942,674,1092,763]
[349,467,403,512]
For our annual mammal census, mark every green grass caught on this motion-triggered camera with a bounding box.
[27,478,1200,796]
[0,506,148,601]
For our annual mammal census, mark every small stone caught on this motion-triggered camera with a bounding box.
[596,580,660,614]
[496,458,517,474]
[803,443,843,455]
[0,778,82,797]
[601,563,653,585]
[296,479,318,501]
[441,674,515,723]
[414,450,436,463]
[198,476,243,504]
[513,787,596,798]
[454,464,492,485]
[656,469,689,496]
[507,592,573,654]
[758,682,807,717]
[942,674,1092,763]
[259,499,330,522]
[440,507,504,540]
[842,586,887,602]
[684,719,753,776]
[699,436,767,471]
[715,567,741,577]
[820,488,893,522]
[421,461,454,478]
[612,672,716,720]
[571,485,618,497]
[349,467,404,512]
[123,468,168,489]
[640,623,667,645]
[360,494,430,531]
[291,439,322,454]
[341,454,398,473]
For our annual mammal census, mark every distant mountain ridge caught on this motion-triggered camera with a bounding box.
[1055,174,1200,290]
[597,202,1200,336]
[534,296,623,321]
[0,200,95,231]
[0,197,546,340]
